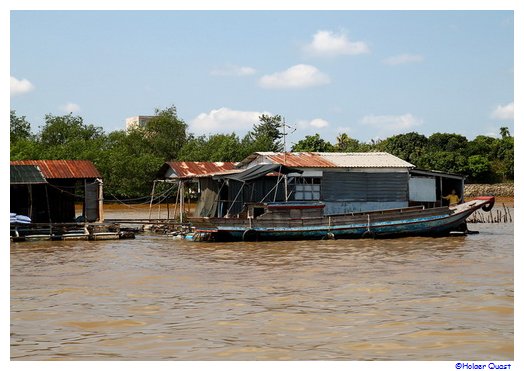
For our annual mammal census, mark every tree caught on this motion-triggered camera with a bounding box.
[24,113,107,161]
[244,114,285,153]
[10,111,39,160]
[334,133,363,152]
[420,151,468,175]
[375,132,428,166]
[10,110,33,143]
[142,105,189,161]
[494,135,514,181]
[466,135,497,159]
[427,133,468,153]
[291,133,334,152]
[466,155,492,181]
[39,113,104,147]
[99,130,164,198]
[500,126,510,139]
[180,133,245,162]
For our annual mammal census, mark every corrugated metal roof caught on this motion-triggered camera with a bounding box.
[164,161,237,178]
[266,152,337,167]
[410,168,464,180]
[317,152,414,168]
[239,152,414,169]
[10,165,48,184]
[10,160,102,179]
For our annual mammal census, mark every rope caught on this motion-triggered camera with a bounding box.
[45,180,178,209]
[105,183,178,208]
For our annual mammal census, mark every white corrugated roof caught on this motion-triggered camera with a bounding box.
[315,152,414,168]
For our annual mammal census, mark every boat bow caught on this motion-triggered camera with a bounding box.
[450,196,495,214]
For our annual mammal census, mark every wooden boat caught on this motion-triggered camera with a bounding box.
[188,196,495,242]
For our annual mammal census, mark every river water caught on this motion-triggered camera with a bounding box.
[10,206,514,361]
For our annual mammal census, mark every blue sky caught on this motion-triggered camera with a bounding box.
[10,9,514,146]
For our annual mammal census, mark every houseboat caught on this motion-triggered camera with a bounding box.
[155,152,495,242]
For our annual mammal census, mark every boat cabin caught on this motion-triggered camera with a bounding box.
[156,152,467,219]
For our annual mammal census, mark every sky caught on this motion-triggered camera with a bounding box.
[9,7,515,147]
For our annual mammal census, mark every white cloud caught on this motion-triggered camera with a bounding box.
[304,30,370,57]
[210,65,256,76]
[190,107,271,135]
[360,113,423,136]
[491,102,514,120]
[382,53,424,65]
[298,118,330,129]
[10,76,35,96]
[60,102,81,113]
[259,64,330,89]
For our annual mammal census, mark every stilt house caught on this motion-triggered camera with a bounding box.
[10,160,104,223]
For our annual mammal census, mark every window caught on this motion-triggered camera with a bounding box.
[294,177,321,200]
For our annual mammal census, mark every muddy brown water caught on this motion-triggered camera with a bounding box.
[11,205,514,360]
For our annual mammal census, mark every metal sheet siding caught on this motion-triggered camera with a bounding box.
[10,160,101,179]
[84,181,99,222]
[409,177,437,202]
[322,171,408,202]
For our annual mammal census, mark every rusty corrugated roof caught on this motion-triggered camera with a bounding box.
[239,151,414,169]
[10,160,102,179]
[165,161,237,178]
[267,152,336,167]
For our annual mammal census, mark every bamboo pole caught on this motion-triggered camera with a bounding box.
[148,180,157,221]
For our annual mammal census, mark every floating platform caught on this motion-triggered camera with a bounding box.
[10,222,135,242]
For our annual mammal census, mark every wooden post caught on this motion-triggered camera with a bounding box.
[284,174,288,201]
[28,184,33,219]
[98,178,104,222]
[179,181,185,223]
[149,180,157,221]
[166,194,170,221]
[173,183,179,222]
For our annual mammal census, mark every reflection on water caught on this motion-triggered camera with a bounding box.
[11,218,513,360]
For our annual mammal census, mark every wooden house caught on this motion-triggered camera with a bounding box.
[10,160,104,223]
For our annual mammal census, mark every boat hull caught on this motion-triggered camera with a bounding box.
[190,197,494,242]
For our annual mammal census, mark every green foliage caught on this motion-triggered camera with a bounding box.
[494,135,514,181]
[143,105,188,161]
[375,132,428,166]
[244,114,285,152]
[334,133,364,152]
[427,133,468,153]
[419,151,468,174]
[466,155,491,179]
[99,130,164,198]
[39,113,104,147]
[10,111,33,143]
[291,134,334,152]
[10,106,514,197]
[500,126,510,139]
[180,133,245,162]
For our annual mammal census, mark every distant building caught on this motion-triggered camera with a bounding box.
[125,115,155,131]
